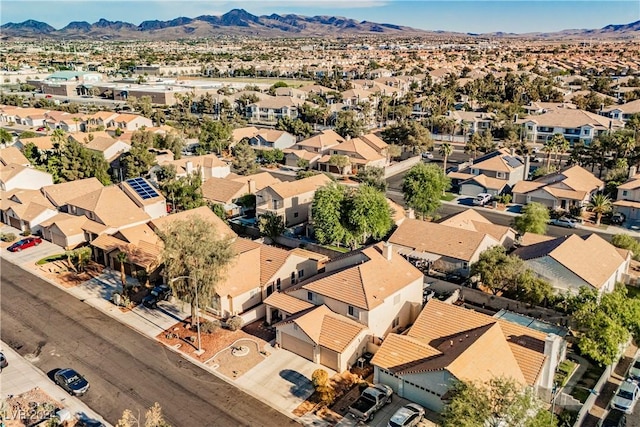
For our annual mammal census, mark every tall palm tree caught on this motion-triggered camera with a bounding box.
[439,143,454,173]
[588,193,612,226]
[543,137,557,170]
[116,251,129,295]
[555,137,570,167]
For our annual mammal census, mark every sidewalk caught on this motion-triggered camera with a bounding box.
[0,342,111,426]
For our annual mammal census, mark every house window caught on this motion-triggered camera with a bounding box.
[276,278,281,291]
[348,305,359,318]
[496,172,505,179]
[298,269,304,278]
[394,294,400,305]
[392,317,399,328]
[292,272,297,284]
[471,169,479,175]
[623,190,628,197]
[294,212,299,218]
[307,291,313,301]
[463,262,469,269]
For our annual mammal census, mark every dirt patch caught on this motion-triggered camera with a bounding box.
[209,338,268,379]
[4,387,61,427]
[157,318,270,366]
[41,261,105,288]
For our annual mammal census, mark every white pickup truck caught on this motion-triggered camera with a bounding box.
[348,383,393,422]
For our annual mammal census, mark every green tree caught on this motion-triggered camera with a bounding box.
[311,183,347,245]
[159,172,205,211]
[401,163,450,219]
[611,234,640,261]
[200,119,232,154]
[588,193,612,226]
[512,269,554,306]
[257,212,285,241]
[335,110,365,139]
[0,128,12,144]
[328,154,351,174]
[120,140,156,179]
[158,217,235,327]
[513,202,549,235]
[471,246,525,295]
[260,149,284,166]
[439,142,454,172]
[345,184,394,247]
[382,121,433,154]
[443,377,557,427]
[355,166,387,192]
[232,141,257,175]
[276,116,313,138]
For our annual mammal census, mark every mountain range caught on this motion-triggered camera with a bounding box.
[1,9,639,40]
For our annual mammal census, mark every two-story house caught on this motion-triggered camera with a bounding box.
[614,169,640,221]
[294,130,345,154]
[201,172,281,217]
[600,99,640,123]
[448,149,526,197]
[248,129,296,150]
[317,137,387,175]
[247,97,303,123]
[153,154,230,182]
[255,173,332,227]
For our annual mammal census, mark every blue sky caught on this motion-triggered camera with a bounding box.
[2,1,639,34]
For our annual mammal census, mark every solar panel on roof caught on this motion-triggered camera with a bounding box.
[125,177,159,200]
[503,156,523,168]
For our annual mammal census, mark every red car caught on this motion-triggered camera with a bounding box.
[36,127,46,131]
[45,94,52,98]
[8,237,42,252]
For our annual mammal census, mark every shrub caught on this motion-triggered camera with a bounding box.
[21,229,31,237]
[0,232,17,242]
[225,315,243,331]
[199,319,221,334]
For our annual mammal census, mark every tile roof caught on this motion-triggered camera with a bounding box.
[371,299,547,386]
[463,174,510,191]
[297,130,344,150]
[1,189,56,221]
[264,292,314,315]
[66,186,151,228]
[149,206,236,239]
[617,174,640,190]
[201,177,245,204]
[519,232,556,247]
[19,136,55,151]
[513,234,626,288]
[267,173,332,200]
[40,213,108,237]
[331,138,385,162]
[439,209,514,242]
[388,218,498,262]
[41,178,104,207]
[162,153,228,174]
[230,172,281,191]
[260,244,291,286]
[232,126,260,143]
[523,108,621,129]
[85,136,123,152]
[468,149,524,173]
[0,146,29,167]
[216,238,262,298]
[294,244,422,310]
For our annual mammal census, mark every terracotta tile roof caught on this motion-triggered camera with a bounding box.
[511,181,545,194]
[543,186,587,201]
[469,149,524,173]
[67,186,150,229]
[1,189,54,212]
[42,178,104,207]
[389,218,498,262]
[149,206,236,239]
[295,244,422,310]
[440,209,514,242]
[602,99,640,114]
[297,130,344,150]
[613,199,640,208]
[284,148,321,162]
[268,173,332,200]
[556,166,604,193]
[40,213,107,237]
[230,172,281,191]
[359,133,388,152]
[519,232,555,247]
[0,146,29,166]
[216,238,262,298]
[463,174,509,191]
[264,292,314,315]
[524,108,622,129]
[68,131,113,144]
[232,126,260,143]
[85,136,123,152]
[162,154,228,173]
[513,234,626,288]
[260,245,291,286]
[372,299,546,386]
[617,174,640,190]
[91,233,161,269]
[331,138,385,162]
[19,136,55,151]
[116,223,161,247]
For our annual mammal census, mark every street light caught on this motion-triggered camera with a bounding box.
[169,275,203,354]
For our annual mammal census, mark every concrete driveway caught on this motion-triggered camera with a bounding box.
[336,396,439,427]
[235,346,335,415]
[1,227,64,267]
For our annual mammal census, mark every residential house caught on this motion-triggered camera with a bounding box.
[0,163,53,191]
[15,135,55,151]
[372,299,564,412]
[211,240,320,318]
[119,177,167,220]
[40,213,108,249]
[388,218,500,277]
[283,149,322,169]
[600,99,640,122]
[283,243,423,339]
[448,149,526,196]
[0,146,30,167]
[295,130,345,154]
[248,129,296,151]
[154,154,230,182]
[614,169,640,221]
[255,173,333,227]
[201,172,281,217]
[246,97,303,123]
[41,178,105,212]
[447,111,495,136]
[85,136,131,166]
[0,188,58,234]
[111,114,153,132]
[512,165,604,211]
[439,209,517,248]
[43,111,84,133]
[85,112,119,131]
[13,108,48,128]
[149,205,237,241]
[521,108,624,146]
[232,126,260,144]
[317,136,387,175]
[513,233,630,294]
[273,304,369,373]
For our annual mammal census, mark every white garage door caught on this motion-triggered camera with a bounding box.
[402,380,444,413]
[50,231,67,248]
[460,183,485,197]
[319,346,340,372]
[280,333,314,361]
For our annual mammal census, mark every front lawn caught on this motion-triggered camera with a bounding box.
[440,192,456,201]
[36,253,67,265]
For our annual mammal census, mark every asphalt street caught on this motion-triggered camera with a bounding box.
[0,261,299,427]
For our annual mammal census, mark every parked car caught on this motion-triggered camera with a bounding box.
[7,237,42,252]
[421,151,434,160]
[388,403,425,427]
[0,352,8,371]
[611,212,626,225]
[549,217,579,228]
[142,284,172,308]
[628,354,640,382]
[610,379,639,414]
[54,368,90,396]
[472,193,492,206]
[36,126,47,131]
[348,384,393,422]
[599,409,627,427]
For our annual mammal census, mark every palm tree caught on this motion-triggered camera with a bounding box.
[439,143,454,173]
[116,251,129,295]
[552,134,569,167]
[543,137,556,169]
[588,193,612,226]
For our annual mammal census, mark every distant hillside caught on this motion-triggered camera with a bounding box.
[1,10,638,40]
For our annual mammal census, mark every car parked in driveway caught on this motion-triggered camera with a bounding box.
[54,368,89,396]
[7,237,42,252]
[549,217,579,228]
[142,284,172,308]
[628,354,640,382]
[599,409,627,427]
[0,352,8,371]
[610,379,639,414]
[472,193,492,206]
[387,403,425,427]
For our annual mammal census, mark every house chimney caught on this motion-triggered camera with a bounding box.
[510,148,516,157]
[248,179,256,193]
[629,165,637,179]
[382,242,393,261]
[185,161,194,174]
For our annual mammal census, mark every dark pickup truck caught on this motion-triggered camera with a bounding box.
[348,383,393,422]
